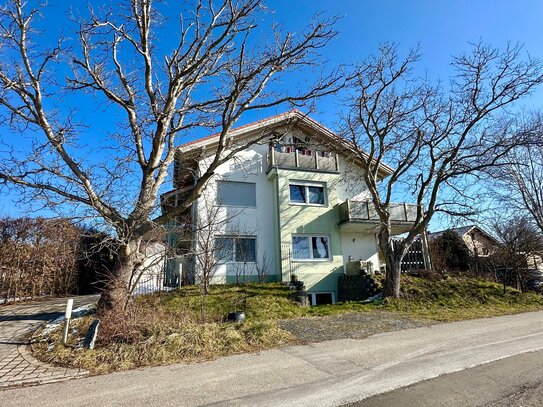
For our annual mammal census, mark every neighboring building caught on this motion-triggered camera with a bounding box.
[429,225,499,258]
[526,252,543,273]
[162,110,418,305]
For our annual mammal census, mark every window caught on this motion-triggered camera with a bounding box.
[307,292,335,306]
[289,183,326,206]
[215,236,256,263]
[292,235,330,260]
[217,181,256,207]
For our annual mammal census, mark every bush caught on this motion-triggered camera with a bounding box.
[0,217,80,302]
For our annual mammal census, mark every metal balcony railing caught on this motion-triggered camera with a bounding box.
[267,145,339,173]
[338,199,418,224]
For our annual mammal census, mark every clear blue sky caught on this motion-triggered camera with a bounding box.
[1,0,543,230]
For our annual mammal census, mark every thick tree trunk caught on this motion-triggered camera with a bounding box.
[97,239,143,314]
[378,226,402,298]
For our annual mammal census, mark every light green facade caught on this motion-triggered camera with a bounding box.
[269,167,344,298]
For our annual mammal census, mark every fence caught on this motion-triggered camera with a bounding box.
[392,238,427,272]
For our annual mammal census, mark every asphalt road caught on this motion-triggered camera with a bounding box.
[1,310,543,406]
[349,349,543,407]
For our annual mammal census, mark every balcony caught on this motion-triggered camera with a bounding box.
[160,186,195,218]
[338,199,418,234]
[266,144,339,173]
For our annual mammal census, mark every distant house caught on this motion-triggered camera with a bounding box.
[429,225,499,258]
[526,252,543,273]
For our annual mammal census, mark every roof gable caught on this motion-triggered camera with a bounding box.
[177,110,394,177]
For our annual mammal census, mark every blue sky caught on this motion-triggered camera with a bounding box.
[1,0,542,230]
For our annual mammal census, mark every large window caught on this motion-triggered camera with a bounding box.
[292,235,330,260]
[217,181,256,207]
[289,182,326,206]
[215,236,256,263]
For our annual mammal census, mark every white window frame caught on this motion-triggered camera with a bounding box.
[307,291,335,306]
[216,180,257,208]
[291,234,331,262]
[215,235,257,264]
[288,181,327,207]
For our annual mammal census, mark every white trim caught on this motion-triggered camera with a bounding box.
[308,291,336,305]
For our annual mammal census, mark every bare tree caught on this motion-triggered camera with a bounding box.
[0,0,342,312]
[492,216,543,293]
[490,116,543,234]
[341,43,543,298]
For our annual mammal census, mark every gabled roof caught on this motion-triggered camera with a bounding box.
[178,109,394,176]
[429,225,499,245]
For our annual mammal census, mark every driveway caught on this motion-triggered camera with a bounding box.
[0,295,98,389]
[1,309,543,406]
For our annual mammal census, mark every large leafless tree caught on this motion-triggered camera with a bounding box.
[342,43,543,298]
[0,0,342,312]
[490,115,543,234]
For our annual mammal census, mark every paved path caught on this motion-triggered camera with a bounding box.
[1,309,543,406]
[0,296,98,389]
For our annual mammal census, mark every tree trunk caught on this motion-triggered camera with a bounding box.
[378,226,402,298]
[97,240,143,314]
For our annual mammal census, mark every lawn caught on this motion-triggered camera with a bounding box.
[32,275,543,374]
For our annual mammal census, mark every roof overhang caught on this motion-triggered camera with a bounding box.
[177,110,395,179]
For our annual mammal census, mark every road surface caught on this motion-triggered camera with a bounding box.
[1,310,543,406]
[349,349,543,406]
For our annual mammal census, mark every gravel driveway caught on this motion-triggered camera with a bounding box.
[279,311,429,342]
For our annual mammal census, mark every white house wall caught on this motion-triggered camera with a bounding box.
[196,143,277,284]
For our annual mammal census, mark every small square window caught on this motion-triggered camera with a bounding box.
[292,236,310,259]
[215,237,234,262]
[237,238,256,262]
[289,185,306,204]
[308,186,324,204]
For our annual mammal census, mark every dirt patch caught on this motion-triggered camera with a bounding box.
[279,311,430,342]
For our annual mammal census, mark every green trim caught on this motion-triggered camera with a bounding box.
[225,275,278,284]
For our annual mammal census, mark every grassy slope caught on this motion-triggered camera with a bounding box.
[32,276,543,373]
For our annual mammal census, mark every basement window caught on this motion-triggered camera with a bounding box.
[307,292,335,306]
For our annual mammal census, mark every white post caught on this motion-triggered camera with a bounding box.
[62,298,74,345]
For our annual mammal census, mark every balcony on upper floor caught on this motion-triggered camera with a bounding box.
[338,199,419,234]
[161,186,195,218]
[266,143,339,174]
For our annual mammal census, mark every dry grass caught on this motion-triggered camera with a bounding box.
[379,274,543,321]
[32,278,543,374]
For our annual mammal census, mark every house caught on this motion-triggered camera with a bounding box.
[161,110,418,305]
[429,225,499,257]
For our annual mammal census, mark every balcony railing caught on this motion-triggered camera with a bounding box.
[161,185,194,214]
[267,145,339,173]
[338,199,418,224]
